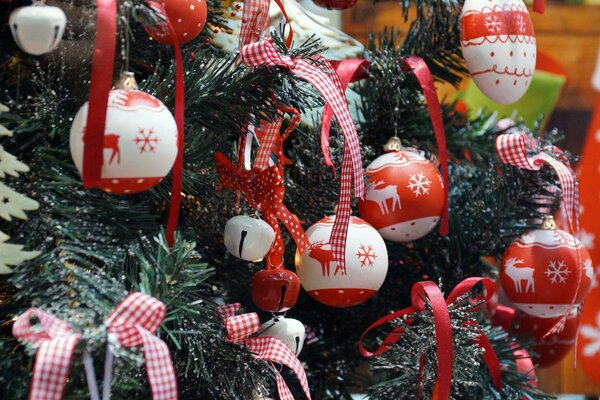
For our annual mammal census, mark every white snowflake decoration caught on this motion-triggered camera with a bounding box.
[580,229,595,250]
[581,312,600,357]
[355,244,377,267]
[484,15,502,33]
[407,172,431,196]
[516,14,526,33]
[545,260,571,284]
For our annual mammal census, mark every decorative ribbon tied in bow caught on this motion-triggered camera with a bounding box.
[217,303,311,400]
[359,278,501,400]
[240,38,365,272]
[13,292,177,400]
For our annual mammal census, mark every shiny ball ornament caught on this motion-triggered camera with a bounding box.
[258,316,306,356]
[500,228,593,318]
[251,269,301,313]
[224,215,275,262]
[295,216,388,307]
[9,3,66,56]
[70,89,178,194]
[311,0,357,10]
[460,0,536,104]
[358,150,444,242]
[145,0,207,45]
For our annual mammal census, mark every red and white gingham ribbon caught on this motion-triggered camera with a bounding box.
[217,304,311,400]
[239,0,293,48]
[13,309,81,400]
[105,292,177,400]
[241,39,365,273]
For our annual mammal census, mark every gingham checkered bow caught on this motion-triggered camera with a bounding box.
[240,38,365,273]
[239,0,293,48]
[12,309,82,400]
[105,292,177,400]
[217,304,311,400]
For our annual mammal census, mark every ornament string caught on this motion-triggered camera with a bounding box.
[359,278,501,400]
[82,0,117,188]
[402,56,450,236]
[217,303,311,400]
[240,38,365,272]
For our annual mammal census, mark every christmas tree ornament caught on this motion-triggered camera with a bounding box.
[0,231,40,274]
[0,145,30,178]
[145,0,207,45]
[358,138,445,242]
[251,268,301,312]
[223,215,275,262]
[0,182,39,221]
[460,0,536,104]
[70,74,178,194]
[9,2,66,56]
[500,217,593,318]
[311,0,358,10]
[295,216,388,307]
[258,316,306,356]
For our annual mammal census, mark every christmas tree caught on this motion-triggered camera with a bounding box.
[0,0,587,399]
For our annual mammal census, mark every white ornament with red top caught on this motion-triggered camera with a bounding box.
[500,216,593,318]
[70,73,178,194]
[460,0,536,104]
[295,216,388,307]
[358,139,445,242]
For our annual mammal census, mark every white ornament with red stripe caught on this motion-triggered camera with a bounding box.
[9,3,66,56]
[224,215,275,262]
[258,316,306,356]
[69,73,178,194]
[460,0,536,104]
[295,216,388,307]
[500,217,593,318]
[358,141,445,242]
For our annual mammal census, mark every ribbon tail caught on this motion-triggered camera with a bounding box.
[277,203,309,254]
[320,104,337,174]
[138,328,178,400]
[533,0,546,13]
[31,335,80,400]
[275,369,295,400]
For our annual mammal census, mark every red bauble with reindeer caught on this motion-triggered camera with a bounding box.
[358,149,445,242]
[145,0,207,45]
[460,0,536,104]
[500,224,593,318]
[70,88,178,194]
[294,216,388,307]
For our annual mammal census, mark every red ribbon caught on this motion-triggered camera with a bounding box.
[533,0,546,14]
[402,56,450,236]
[217,303,311,400]
[239,0,293,48]
[359,278,501,400]
[82,0,117,188]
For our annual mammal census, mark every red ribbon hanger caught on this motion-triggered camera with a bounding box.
[533,0,546,14]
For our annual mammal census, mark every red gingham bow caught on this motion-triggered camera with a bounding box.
[239,0,293,48]
[13,309,81,400]
[105,292,177,400]
[217,304,311,400]
[240,38,365,273]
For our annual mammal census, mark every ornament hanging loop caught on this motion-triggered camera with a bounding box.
[115,71,139,90]
[541,215,556,230]
[383,136,404,153]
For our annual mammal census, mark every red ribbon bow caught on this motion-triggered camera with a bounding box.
[215,152,309,265]
[240,38,365,273]
[359,278,501,400]
[217,303,311,400]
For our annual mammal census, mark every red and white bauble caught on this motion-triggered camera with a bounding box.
[460,0,536,104]
[223,215,275,262]
[500,228,593,318]
[145,0,207,45]
[9,3,66,56]
[358,150,444,242]
[295,216,388,307]
[70,89,178,194]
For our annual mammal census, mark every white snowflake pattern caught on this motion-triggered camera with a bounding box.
[580,229,596,250]
[355,244,377,267]
[591,264,600,289]
[407,173,431,196]
[545,260,571,284]
[516,14,526,33]
[484,15,502,33]
[580,312,600,357]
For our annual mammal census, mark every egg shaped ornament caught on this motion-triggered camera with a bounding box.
[70,77,178,194]
[9,3,66,56]
[358,147,445,242]
[460,0,536,104]
[295,216,388,307]
[312,0,358,10]
[145,0,207,45]
[224,215,275,262]
[258,316,306,356]
[500,221,593,318]
[251,269,301,313]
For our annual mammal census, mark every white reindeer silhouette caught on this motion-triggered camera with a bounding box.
[584,259,594,282]
[504,257,535,294]
[366,180,401,214]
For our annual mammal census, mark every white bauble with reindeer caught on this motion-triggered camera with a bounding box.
[294,216,388,307]
[70,88,178,194]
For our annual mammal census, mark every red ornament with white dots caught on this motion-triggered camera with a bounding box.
[460,0,536,104]
[500,219,593,318]
[294,216,388,307]
[145,0,207,45]
[357,147,445,242]
[69,88,178,194]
